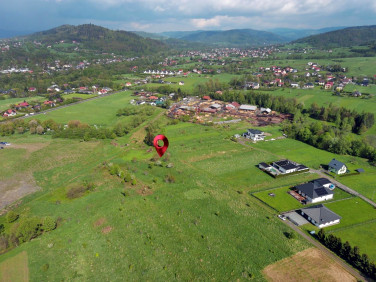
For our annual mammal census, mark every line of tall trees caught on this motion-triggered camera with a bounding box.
[317,229,376,279]
[282,119,376,161]
[309,102,375,134]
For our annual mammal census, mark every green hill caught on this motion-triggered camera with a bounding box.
[27,24,166,55]
[293,25,376,48]
[179,29,288,47]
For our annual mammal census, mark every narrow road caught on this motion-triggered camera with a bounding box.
[283,219,370,281]
[0,90,126,124]
[311,168,376,208]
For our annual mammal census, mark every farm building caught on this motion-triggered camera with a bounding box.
[295,178,334,203]
[328,158,347,175]
[239,105,257,111]
[300,204,341,228]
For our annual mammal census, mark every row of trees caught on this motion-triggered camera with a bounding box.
[282,120,376,161]
[309,102,375,134]
[317,229,376,279]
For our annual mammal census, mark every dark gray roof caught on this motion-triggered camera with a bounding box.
[328,158,346,171]
[314,178,332,186]
[274,160,298,170]
[356,168,365,173]
[296,181,333,199]
[259,162,269,167]
[301,204,341,224]
[247,129,263,135]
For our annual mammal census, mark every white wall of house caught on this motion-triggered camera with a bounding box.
[311,194,333,203]
[317,219,340,228]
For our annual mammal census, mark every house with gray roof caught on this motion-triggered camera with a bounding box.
[243,129,265,141]
[328,158,347,175]
[300,204,341,228]
[295,178,334,203]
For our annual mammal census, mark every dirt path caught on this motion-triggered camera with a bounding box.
[130,111,165,144]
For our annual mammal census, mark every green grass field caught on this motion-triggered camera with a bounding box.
[2,87,376,279]
[253,185,353,212]
[332,221,376,261]
[27,91,140,126]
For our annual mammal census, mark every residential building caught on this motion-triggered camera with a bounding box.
[300,204,341,228]
[328,158,347,175]
[295,178,334,203]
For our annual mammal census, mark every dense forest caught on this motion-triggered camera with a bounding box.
[26,24,167,55]
[294,25,376,48]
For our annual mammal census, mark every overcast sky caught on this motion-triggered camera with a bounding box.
[1,0,376,33]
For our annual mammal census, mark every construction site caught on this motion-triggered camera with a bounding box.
[167,97,292,126]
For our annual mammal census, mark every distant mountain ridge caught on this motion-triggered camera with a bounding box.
[293,25,376,47]
[268,27,347,41]
[177,29,289,47]
[25,24,166,55]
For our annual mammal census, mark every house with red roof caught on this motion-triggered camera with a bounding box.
[3,109,16,117]
[15,102,30,110]
[28,87,36,92]
[202,96,211,101]
[44,100,56,107]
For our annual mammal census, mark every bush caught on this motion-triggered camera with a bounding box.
[6,211,19,223]
[284,231,296,239]
[41,263,49,272]
[15,217,42,243]
[165,174,176,183]
[43,217,57,232]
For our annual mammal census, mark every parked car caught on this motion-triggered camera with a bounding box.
[278,214,287,221]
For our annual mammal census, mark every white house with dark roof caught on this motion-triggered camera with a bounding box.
[328,158,347,175]
[243,129,265,141]
[295,178,334,203]
[300,204,341,228]
[272,160,299,174]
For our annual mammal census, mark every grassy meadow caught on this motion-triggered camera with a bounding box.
[1,78,376,280]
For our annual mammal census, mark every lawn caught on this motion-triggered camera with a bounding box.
[253,185,353,212]
[332,221,376,262]
[324,197,376,231]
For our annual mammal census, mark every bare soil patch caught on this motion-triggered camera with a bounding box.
[136,186,153,196]
[101,226,113,234]
[0,173,41,211]
[0,251,29,282]
[263,247,356,282]
[93,217,107,227]
[9,142,50,157]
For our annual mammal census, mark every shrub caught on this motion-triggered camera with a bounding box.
[15,217,42,243]
[164,174,176,183]
[6,211,19,223]
[43,217,57,232]
[284,231,296,239]
[41,263,49,272]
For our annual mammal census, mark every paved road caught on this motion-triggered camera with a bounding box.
[282,219,370,281]
[0,90,126,124]
[311,168,376,208]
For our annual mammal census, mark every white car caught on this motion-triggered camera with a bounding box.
[278,214,287,221]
